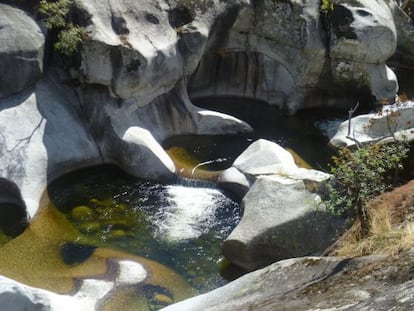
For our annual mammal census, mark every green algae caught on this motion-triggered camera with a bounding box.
[0,195,195,310]
[70,205,95,221]
[0,230,11,246]
[0,164,240,310]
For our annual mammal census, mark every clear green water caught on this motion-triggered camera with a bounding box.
[47,165,241,293]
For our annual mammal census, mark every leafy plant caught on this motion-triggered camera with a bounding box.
[320,0,334,13]
[325,142,409,235]
[54,25,84,56]
[38,0,70,28]
[38,0,85,55]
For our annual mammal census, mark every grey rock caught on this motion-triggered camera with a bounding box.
[162,251,414,311]
[223,176,342,271]
[188,0,326,113]
[76,0,403,116]
[328,1,398,102]
[232,139,331,184]
[218,167,252,198]
[330,102,414,147]
[0,74,102,218]
[0,4,44,98]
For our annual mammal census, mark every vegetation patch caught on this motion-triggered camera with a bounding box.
[38,0,85,55]
[327,180,414,257]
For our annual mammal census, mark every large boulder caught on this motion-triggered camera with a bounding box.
[223,176,342,271]
[0,74,101,218]
[330,101,414,147]
[188,0,327,113]
[77,0,249,102]
[328,0,398,101]
[188,0,401,113]
[76,0,253,169]
[218,139,341,271]
[162,250,414,311]
[218,139,331,197]
[0,4,44,98]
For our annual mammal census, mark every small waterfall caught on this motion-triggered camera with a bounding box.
[190,157,230,175]
[151,184,237,243]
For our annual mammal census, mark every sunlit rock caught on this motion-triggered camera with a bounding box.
[330,102,414,147]
[218,167,251,198]
[161,250,414,311]
[0,77,101,218]
[218,139,339,270]
[0,4,44,98]
[328,0,398,102]
[222,177,342,271]
[223,139,331,185]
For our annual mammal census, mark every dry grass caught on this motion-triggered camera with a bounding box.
[329,180,414,257]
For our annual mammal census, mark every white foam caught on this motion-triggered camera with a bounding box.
[152,185,227,242]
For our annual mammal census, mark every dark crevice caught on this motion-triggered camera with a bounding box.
[0,178,28,238]
[168,6,194,29]
[111,14,129,35]
[145,13,159,25]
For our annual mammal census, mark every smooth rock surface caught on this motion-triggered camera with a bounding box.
[0,74,102,218]
[0,4,44,98]
[330,102,414,146]
[223,176,342,271]
[230,139,331,184]
[162,250,414,311]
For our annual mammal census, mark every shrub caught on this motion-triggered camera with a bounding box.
[325,142,409,234]
[38,0,70,28]
[38,0,84,55]
[54,24,84,56]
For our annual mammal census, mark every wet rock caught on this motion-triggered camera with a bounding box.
[61,242,96,266]
[78,222,101,234]
[70,206,95,221]
[0,178,28,237]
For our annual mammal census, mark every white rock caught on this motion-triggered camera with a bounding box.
[117,260,147,285]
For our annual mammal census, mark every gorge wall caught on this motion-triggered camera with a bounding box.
[1,0,414,218]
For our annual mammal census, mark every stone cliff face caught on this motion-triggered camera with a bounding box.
[0,0,412,217]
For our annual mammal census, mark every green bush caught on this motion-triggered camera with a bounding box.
[325,142,409,233]
[54,25,84,56]
[38,0,84,55]
[38,0,70,28]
